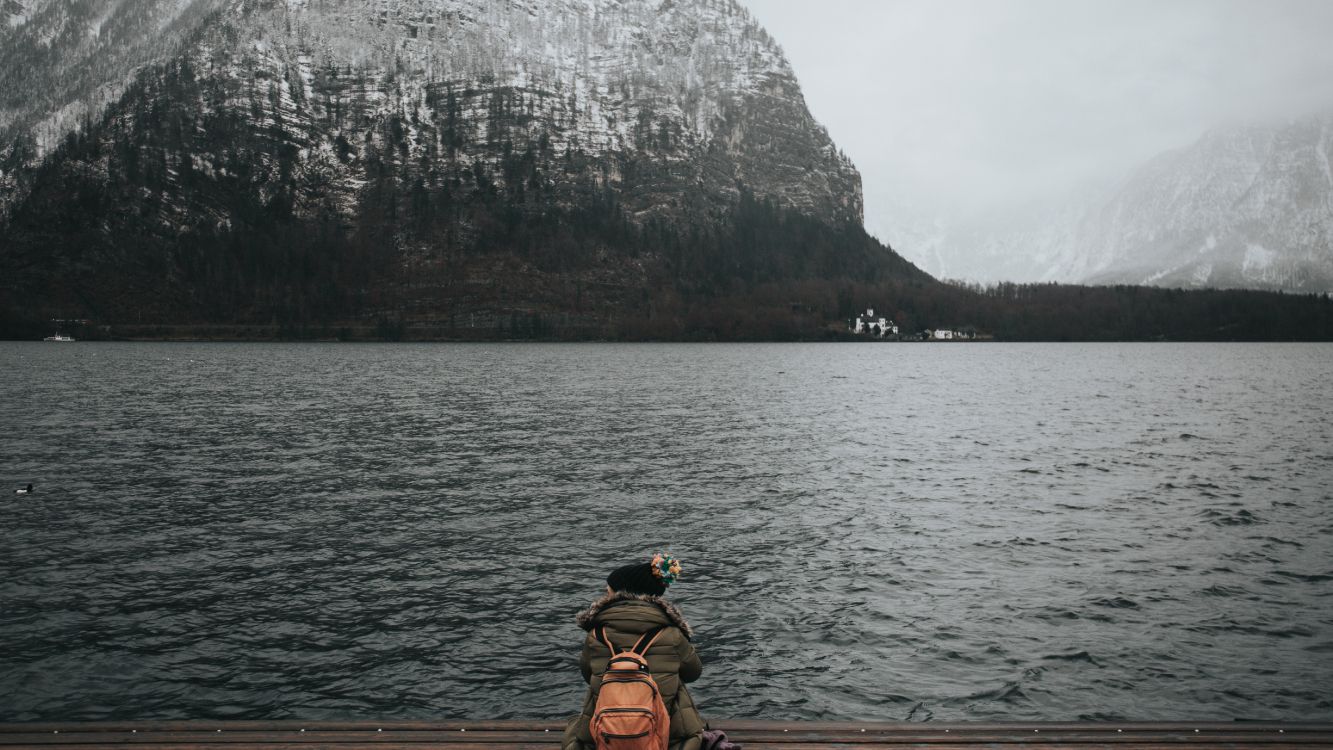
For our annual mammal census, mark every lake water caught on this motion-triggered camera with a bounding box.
[2,342,1331,723]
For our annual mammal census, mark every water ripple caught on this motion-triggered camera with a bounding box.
[2,342,1331,723]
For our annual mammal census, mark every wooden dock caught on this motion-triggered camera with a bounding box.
[3,721,1331,750]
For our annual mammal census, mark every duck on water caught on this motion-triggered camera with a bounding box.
[15,484,33,495]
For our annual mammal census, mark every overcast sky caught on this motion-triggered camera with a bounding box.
[742,0,1333,240]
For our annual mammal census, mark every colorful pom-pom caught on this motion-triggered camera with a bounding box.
[651,553,682,586]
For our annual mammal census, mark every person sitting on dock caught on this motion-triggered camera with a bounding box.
[562,554,706,750]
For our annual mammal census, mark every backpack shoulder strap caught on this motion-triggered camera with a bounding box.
[631,625,668,655]
[594,624,620,653]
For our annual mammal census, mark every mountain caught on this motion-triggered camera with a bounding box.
[886,114,1333,293]
[1080,114,1333,291]
[0,0,223,198]
[0,0,920,336]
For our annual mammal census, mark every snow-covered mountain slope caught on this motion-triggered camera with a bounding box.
[0,0,226,217]
[885,114,1333,293]
[0,0,221,156]
[1,0,862,226]
[1080,115,1333,291]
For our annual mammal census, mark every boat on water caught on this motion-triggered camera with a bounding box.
[43,333,75,342]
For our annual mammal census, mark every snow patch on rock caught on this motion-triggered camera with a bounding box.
[1191,262,1213,286]
[1243,243,1276,273]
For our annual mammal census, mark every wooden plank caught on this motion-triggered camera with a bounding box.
[6,723,1331,735]
[725,733,1326,743]
[0,735,557,746]
[0,722,1328,750]
[0,746,562,750]
[10,745,1321,750]
[735,746,1331,750]
[0,724,562,736]
[716,723,1333,734]
[5,737,1325,746]
[730,730,1333,740]
[16,744,1329,750]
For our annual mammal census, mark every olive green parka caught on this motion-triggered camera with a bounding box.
[561,592,705,750]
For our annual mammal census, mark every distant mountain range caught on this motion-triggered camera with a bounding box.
[887,113,1333,293]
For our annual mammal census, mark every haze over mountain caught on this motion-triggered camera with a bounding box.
[1079,113,1333,291]
[891,113,1333,292]
[745,0,1333,293]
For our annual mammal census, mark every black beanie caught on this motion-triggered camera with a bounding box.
[607,562,667,596]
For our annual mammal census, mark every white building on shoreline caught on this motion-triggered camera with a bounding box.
[852,308,899,337]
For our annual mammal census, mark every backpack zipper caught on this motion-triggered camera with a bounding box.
[601,730,652,740]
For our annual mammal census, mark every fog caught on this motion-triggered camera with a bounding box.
[742,0,1333,247]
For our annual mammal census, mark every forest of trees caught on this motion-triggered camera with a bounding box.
[3,87,1331,343]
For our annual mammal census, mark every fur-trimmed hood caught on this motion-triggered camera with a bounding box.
[575,591,693,639]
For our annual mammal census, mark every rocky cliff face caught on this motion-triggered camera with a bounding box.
[1,0,863,224]
[1,0,900,330]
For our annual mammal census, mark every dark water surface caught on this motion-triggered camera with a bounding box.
[2,342,1331,722]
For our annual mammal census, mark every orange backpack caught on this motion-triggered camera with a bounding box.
[591,624,670,750]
